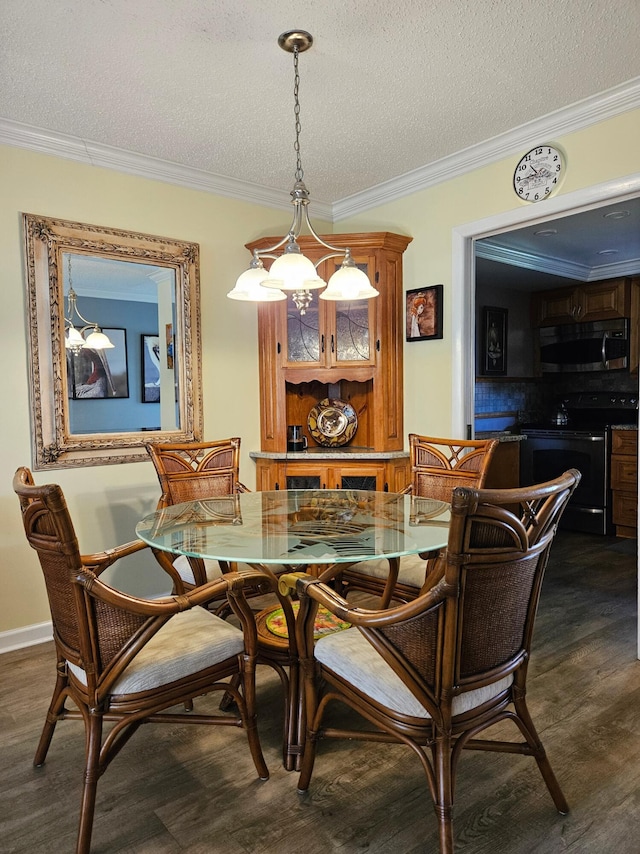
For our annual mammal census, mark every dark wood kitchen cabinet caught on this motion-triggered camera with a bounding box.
[531,277,631,326]
[610,428,638,538]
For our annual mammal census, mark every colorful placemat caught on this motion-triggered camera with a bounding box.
[265,601,351,639]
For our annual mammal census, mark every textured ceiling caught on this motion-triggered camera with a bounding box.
[2,0,640,203]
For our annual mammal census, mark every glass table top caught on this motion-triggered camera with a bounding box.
[136,489,451,566]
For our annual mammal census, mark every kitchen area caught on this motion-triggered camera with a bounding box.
[474,200,640,539]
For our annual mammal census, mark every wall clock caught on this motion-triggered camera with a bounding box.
[513,145,565,203]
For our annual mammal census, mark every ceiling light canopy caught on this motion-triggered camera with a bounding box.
[227,30,379,314]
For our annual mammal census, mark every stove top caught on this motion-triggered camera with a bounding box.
[523,391,638,433]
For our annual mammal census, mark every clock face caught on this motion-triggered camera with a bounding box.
[513,145,564,203]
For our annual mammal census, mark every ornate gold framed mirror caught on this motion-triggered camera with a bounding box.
[23,214,203,469]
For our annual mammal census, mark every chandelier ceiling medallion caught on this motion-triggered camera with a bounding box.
[227,30,379,314]
[64,255,114,354]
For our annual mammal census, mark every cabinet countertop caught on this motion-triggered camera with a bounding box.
[250,448,409,461]
[475,432,527,442]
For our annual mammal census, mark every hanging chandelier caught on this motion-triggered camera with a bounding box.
[64,256,114,354]
[227,30,379,314]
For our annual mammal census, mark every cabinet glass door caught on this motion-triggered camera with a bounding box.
[329,258,376,366]
[334,300,370,362]
[286,302,322,364]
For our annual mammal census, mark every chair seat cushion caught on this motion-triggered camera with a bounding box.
[349,553,431,590]
[173,555,286,585]
[68,606,245,694]
[315,627,513,719]
[174,554,223,584]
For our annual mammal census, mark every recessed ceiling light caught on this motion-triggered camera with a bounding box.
[603,210,630,219]
[597,249,619,255]
[533,228,557,236]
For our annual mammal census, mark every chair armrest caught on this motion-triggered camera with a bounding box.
[81,539,190,593]
[77,564,272,615]
[236,481,251,493]
[279,571,452,629]
[80,539,149,575]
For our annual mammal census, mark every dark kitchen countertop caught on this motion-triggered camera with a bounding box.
[475,432,526,442]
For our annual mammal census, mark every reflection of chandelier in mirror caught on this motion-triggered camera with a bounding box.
[64,255,114,354]
[227,30,379,315]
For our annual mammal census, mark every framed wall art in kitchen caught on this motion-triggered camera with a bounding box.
[482,306,508,375]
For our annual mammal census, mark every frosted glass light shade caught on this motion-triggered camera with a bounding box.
[84,329,114,350]
[320,264,379,301]
[65,327,85,349]
[227,267,287,302]
[261,251,325,291]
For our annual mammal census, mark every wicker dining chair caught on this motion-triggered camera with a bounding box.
[339,434,499,606]
[147,438,292,743]
[13,466,269,854]
[146,438,252,588]
[282,469,580,854]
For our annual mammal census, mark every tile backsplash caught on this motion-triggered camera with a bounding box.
[475,373,638,433]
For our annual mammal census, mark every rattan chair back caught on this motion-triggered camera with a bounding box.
[147,437,248,507]
[409,433,499,500]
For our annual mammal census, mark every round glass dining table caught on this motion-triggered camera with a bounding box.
[135,488,451,568]
[136,489,451,769]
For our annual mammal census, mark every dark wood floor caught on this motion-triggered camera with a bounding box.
[1,531,638,854]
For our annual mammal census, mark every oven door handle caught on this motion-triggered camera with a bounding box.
[601,331,609,368]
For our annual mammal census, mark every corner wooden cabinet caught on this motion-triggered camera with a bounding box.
[248,232,412,490]
[610,429,638,538]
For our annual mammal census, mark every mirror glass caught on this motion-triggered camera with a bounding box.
[23,214,203,469]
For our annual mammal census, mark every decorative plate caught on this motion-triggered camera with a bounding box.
[308,398,358,447]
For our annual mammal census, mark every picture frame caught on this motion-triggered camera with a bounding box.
[141,334,161,403]
[482,306,508,375]
[406,285,443,341]
[67,327,129,399]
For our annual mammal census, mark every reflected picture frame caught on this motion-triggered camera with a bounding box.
[67,328,129,400]
[141,334,161,403]
[406,285,443,341]
[482,306,508,375]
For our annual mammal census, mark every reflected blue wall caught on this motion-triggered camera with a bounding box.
[68,297,161,433]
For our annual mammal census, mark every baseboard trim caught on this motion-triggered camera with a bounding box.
[0,621,53,654]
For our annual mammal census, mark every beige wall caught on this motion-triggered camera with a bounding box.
[1,107,639,640]
[0,146,294,636]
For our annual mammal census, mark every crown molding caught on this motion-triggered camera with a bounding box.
[333,76,640,220]
[0,117,334,222]
[1,76,638,224]
[476,239,640,282]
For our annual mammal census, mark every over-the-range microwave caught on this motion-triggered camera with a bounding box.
[539,317,629,373]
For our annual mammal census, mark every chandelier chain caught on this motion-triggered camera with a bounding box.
[293,46,304,183]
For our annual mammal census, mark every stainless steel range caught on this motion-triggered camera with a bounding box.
[520,392,638,535]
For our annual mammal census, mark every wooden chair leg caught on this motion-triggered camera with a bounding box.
[297,729,318,793]
[34,665,68,767]
[513,695,569,814]
[76,712,103,854]
[239,657,269,780]
[432,735,455,854]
